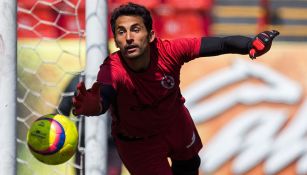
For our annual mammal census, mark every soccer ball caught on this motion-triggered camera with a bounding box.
[27,114,78,165]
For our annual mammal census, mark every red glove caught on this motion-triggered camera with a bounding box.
[72,82,103,116]
[249,30,280,59]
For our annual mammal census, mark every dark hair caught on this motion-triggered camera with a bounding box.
[110,2,153,35]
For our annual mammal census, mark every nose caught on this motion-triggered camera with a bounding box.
[126,32,133,44]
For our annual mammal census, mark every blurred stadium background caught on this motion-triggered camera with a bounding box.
[15,0,307,175]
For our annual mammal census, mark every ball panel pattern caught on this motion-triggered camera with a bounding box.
[27,114,78,165]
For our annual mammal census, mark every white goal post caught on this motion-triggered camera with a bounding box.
[85,0,108,174]
[0,0,17,175]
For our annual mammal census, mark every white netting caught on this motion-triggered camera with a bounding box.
[17,0,86,174]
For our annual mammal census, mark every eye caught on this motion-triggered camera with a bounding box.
[132,27,140,33]
[117,29,125,35]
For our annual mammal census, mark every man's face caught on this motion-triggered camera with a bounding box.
[114,15,154,60]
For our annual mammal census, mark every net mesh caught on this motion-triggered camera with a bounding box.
[17,0,86,174]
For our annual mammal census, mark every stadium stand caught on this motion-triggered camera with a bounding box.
[18,0,307,41]
[211,0,268,37]
[270,0,307,41]
[155,0,213,38]
[211,0,307,41]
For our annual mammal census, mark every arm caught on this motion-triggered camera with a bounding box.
[100,85,116,114]
[199,30,279,59]
[199,35,251,57]
[72,82,116,116]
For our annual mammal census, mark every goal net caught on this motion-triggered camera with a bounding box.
[16,0,107,174]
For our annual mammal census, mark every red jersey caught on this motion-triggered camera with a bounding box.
[97,37,201,137]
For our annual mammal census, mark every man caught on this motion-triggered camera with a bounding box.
[72,2,279,175]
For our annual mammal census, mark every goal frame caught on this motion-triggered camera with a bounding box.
[0,0,17,175]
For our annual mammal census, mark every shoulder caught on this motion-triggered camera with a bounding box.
[97,51,126,87]
[153,37,202,64]
[103,51,120,64]
[153,37,170,49]
[102,51,124,68]
[100,52,127,76]
[154,37,201,52]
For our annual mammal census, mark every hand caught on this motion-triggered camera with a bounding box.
[72,82,103,116]
[249,30,280,59]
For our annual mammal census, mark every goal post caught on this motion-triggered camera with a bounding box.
[0,0,17,175]
[84,0,108,174]
[15,0,109,174]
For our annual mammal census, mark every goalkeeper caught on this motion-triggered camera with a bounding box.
[72,2,279,175]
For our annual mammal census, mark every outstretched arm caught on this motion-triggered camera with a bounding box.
[199,30,279,59]
[72,82,116,116]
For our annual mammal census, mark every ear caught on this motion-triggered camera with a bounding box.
[148,30,155,43]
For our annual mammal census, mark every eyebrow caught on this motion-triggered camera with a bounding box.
[130,24,142,28]
[116,23,143,30]
[116,26,126,31]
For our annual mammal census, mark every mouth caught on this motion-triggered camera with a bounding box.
[125,45,138,54]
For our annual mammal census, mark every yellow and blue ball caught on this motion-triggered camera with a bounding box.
[27,114,78,165]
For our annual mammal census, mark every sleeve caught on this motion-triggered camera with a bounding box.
[199,36,252,57]
[96,59,119,112]
[163,37,202,65]
[100,85,116,113]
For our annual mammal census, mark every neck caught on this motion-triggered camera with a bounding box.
[123,47,150,72]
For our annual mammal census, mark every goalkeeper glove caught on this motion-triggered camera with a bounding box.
[72,81,103,116]
[249,30,280,59]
